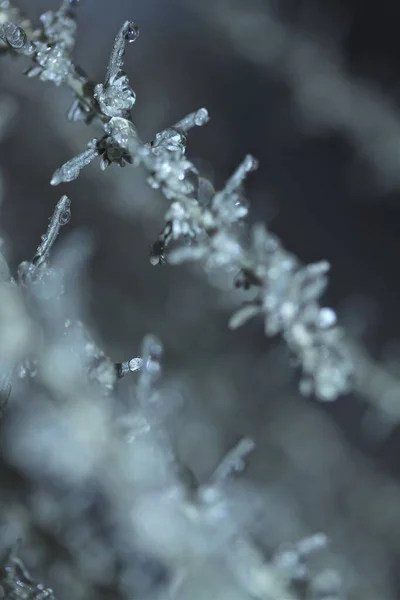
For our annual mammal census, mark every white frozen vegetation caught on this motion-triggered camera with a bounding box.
[0,0,353,400]
[0,195,343,600]
[0,1,352,599]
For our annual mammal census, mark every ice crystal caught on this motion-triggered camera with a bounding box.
[0,22,34,54]
[0,545,55,600]
[29,42,74,85]
[0,1,79,85]
[94,74,136,119]
[99,117,138,168]
[116,356,143,377]
[39,3,77,51]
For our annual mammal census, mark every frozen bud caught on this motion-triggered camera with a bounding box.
[94,78,136,118]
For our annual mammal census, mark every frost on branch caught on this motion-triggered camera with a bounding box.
[50,18,141,180]
[0,0,79,85]
[211,153,257,225]
[4,0,352,399]
[230,224,353,401]
[145,108,209,200]
[18,195,71,284]
[94,20,138,119]
[38,1,78,51]
[166,157,352,400]
[26,1,78,85]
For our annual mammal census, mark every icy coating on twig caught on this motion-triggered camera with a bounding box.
[0,0,351,400]
[0,6,351,599]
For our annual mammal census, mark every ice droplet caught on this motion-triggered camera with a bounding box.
[125,22,139,43]
[244,154,259,172]
[3,23,27,49]
[141,334,163,380]
[194,108,209,127]
[129,357,143,372]
[59,208,71,225]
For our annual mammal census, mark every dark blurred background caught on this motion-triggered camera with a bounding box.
[3,0,400,598]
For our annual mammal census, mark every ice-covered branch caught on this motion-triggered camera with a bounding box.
[209,437,256,484]
[18,195,71,285]
[46,19,352,399]
[0,2,353,400]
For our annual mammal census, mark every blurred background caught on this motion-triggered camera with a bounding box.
[2,0,400,598]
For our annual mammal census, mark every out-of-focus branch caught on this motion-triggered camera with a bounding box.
[184,0,400,190]
[0,244,14,416]
[352,342,400,428]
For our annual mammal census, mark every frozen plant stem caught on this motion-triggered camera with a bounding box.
[31,195,71,268]
[3,194,142,396]
[18,195,71,284]
[210,437,256,484]
[0,0,353,400]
